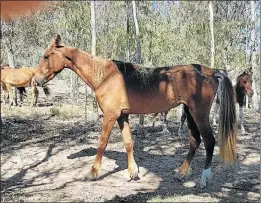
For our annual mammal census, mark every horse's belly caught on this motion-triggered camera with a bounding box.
[2,74,31,87]
[127,90,174,114]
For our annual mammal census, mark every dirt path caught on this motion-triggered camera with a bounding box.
[1,83,260,202]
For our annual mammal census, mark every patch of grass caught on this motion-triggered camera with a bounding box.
[149,194,219,202]
[2,102,98,122]
[49,104,87,119]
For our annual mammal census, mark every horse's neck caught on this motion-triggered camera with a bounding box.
[234,83,245,106]
[69,49,104,91]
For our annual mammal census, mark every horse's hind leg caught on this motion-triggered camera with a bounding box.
[192,111,215,188]
[117,115,138,179]
[197,121,215,188]
[174,105,201,179]
[212,97,220,126]
[178,105,187,136]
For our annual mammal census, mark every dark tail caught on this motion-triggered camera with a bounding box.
[42,86,51,97]
[214,71,237,165]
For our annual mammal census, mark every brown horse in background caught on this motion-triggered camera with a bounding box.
[213,70,253,133]
[1,64,28,103]
[34,34,238,188]
[1,65,51,106]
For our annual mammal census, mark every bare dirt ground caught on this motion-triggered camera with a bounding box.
[1,78,260,202]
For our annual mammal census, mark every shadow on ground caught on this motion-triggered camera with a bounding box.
[1,108,260,202]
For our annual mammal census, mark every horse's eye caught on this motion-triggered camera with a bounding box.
[44,56,48,60]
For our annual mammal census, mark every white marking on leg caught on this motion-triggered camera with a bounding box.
[246,95,249,109]
[200,168,212,188]
[213,103,219,125]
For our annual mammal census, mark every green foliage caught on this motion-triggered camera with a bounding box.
[0,1,259,79]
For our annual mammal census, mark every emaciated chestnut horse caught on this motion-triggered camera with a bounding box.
[34,35,238,188]
[1,65,51,106]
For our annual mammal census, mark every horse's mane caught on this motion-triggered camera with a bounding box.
[112,60,173,89]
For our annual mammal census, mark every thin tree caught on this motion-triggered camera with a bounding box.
[250,0,259,111]
[90,0,98,119]
[126,0,131,61]
[132,1,144,125]
[209,1,215,69]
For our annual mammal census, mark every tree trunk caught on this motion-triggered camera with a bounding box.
[250,1,259,112]
[209,1,215,69]
[126,0,130,61]
[132,1,141,64]
[132,1,144,125]
[91,1,97,57]
[91,0,98,117]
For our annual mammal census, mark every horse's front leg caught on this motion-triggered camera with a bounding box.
[2,90,8,105]
[31,85,39,106]
[90,112,118,178]
[7,85,16,106]
[212,103,219,126]
[152,113,158,127]
[117,115,138,179]
[239,105,245,134]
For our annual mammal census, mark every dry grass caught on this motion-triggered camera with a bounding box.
[150,194,219,202]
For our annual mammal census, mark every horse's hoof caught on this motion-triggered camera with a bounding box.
[173,166,192,181]
[83,166,100,181]
[128,164,139,180]
[199,168,212,188]
[174,171,186,181]
[199,181,207,188]
[199,177,212,188]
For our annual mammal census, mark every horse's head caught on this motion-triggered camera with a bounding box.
[237,70,254,96]
[34,34,73,86]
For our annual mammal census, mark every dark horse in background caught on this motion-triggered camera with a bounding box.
[178,70,253,135]
[34,34,238,188]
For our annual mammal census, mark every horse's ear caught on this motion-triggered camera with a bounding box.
[55,34,61,45]
[54,34,64,47]
[245,68,253,76]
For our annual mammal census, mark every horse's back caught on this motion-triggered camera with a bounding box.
[111,61,218,114]
[1,67,37,86]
